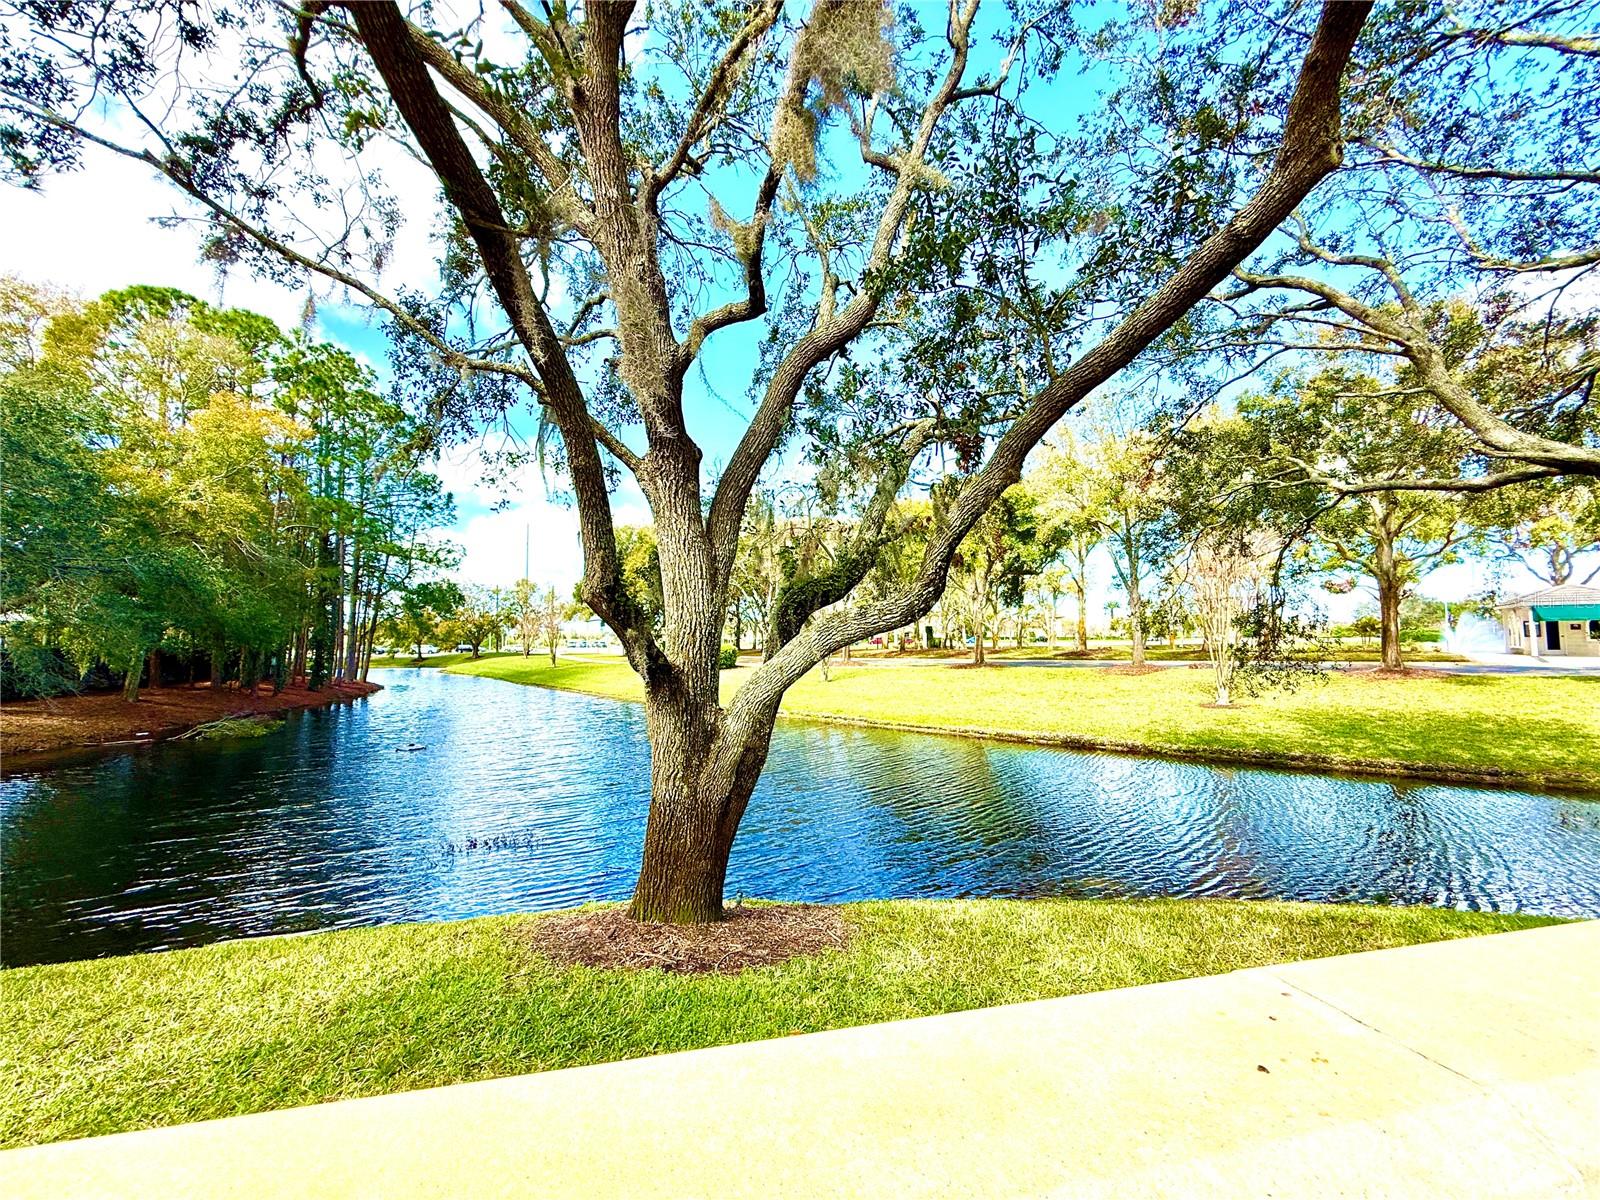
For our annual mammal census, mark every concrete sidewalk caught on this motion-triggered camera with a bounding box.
[6,922,1596,1198]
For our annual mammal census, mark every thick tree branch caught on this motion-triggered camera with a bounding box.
[349,1,660,671]
[677,167,781,365]
[648,0,784,204]
[1443,24,1600,57]
[723,0,1374,730]
[402,20,593,231]
[706,0,984,588]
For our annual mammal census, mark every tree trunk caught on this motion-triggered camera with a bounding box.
[123,653,142,702]
[1376,560,1404,670]
[146,650,161,691]
[343,540,363,682]
[1548,545,1570,586]
[630,780,740,923]
[1127,572,1147,667]
[1075,581,1089,651]
[629,674,772,923]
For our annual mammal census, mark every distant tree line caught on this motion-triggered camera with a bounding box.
[377,577,580,666]
[714,357,1596,682]
[0,279,453,699]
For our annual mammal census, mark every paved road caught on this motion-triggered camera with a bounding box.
[6,922,1594,1198]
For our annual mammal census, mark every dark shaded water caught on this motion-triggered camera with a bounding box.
[4,667,1599,967]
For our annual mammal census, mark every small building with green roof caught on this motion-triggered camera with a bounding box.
[1497,584,1600,657]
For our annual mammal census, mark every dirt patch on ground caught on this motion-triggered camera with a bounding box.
[0,680,381,758]
[1102,664,1163,676]
[1340,666,1436,682]
[523,904,850,974]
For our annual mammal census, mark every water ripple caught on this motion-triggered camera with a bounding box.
[3,667,1599,967]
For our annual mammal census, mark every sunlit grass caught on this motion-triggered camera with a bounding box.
[368,651,520,668]
[873,643,1468,663]
[446,655,1600,789]
[1,898,1557,1148]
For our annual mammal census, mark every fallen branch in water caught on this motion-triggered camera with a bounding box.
[173,715,283,741]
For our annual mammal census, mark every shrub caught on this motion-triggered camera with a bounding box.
[718,646,738,670]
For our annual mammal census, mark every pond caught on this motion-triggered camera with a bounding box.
[4,667,1599,967]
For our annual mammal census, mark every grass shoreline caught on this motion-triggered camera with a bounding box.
[435,656,1600,793]
[3,898,1562,1149]
[768,709,1587,791]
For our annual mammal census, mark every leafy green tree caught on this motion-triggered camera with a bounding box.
[951,488,1038,666]
[1479,481,1600,587]
[439,587,505,659]
[2,278,453,698]
[1084,430,1178,668]
[386,580,466,662]
[1030,432,1109,652]
[615,527,665,633]
[1182,371,1483,669]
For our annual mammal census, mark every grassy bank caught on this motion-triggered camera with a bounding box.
[863,644,1469,664]
[445,655,1600,790]
[367,650,519,669]
[1,899,1557,1148]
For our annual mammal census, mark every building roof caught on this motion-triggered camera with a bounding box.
[1497,583,1600,609]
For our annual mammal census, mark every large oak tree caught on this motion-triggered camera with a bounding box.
[3,0,1370,921]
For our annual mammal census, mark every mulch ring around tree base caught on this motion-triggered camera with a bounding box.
[1343,666,1437,681]
[522,904,849,974]
[1102,663,1163,676]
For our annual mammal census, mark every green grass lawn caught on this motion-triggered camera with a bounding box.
[1,899,1558,1148]
[867,643,1469,664]
[446,655,1600,790]
[368,650,521,669]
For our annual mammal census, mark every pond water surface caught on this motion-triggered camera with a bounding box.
[4,667,1598,967]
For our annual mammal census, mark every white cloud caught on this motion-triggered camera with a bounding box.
[0,126,448,330]
[438,447,652,591]
[1,158,309,325]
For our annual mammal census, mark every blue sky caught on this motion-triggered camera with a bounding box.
[0,1,1574,627]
